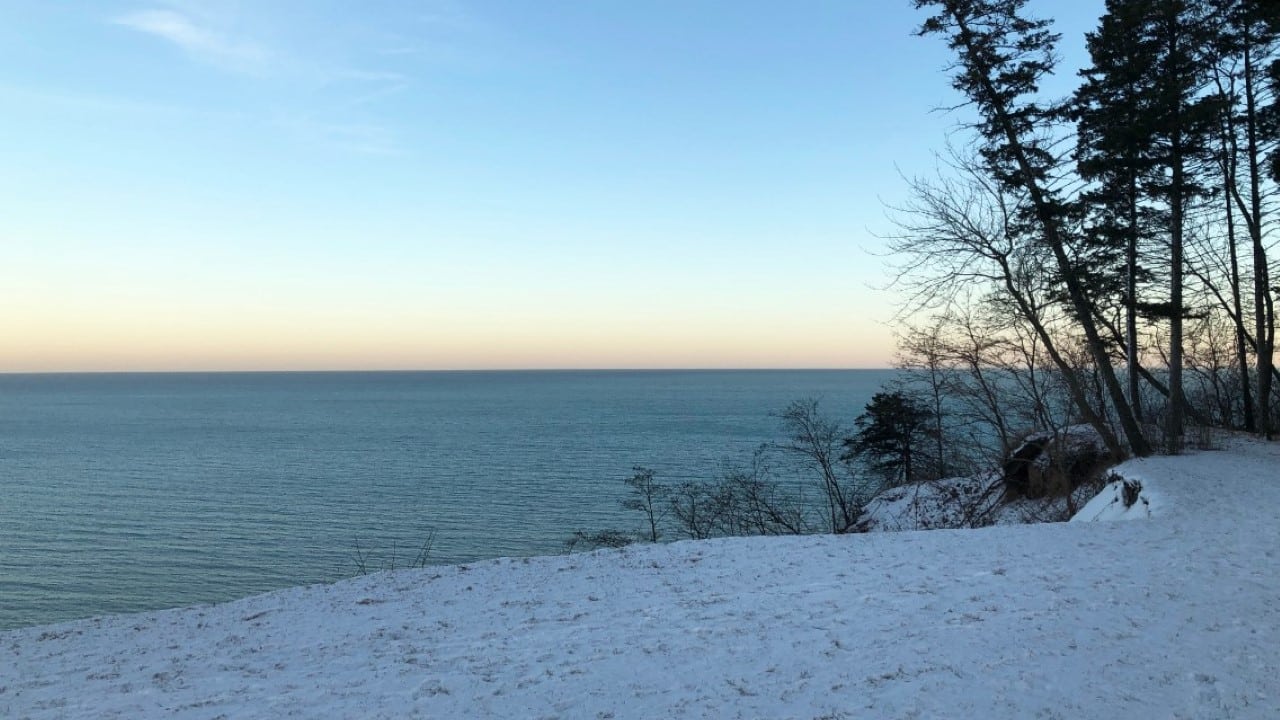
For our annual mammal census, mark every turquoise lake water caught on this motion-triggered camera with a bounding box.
[0,369,892,629]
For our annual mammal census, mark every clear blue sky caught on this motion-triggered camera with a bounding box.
[0,0,1104,372]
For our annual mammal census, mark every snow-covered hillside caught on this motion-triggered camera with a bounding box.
[856,423,1113,533]
[3,439,1279,719]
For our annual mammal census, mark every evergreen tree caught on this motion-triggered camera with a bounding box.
[1248,0,1280,187]
[1074,0,1165,423]
[1146,0,1220,450]
[1074,0,1218,450]
[844,391,935,486]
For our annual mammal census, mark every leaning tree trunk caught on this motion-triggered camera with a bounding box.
[950,13,1152,457]
[1223,145,1256,431]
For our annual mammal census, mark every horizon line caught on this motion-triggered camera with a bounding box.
[0,366,897,376]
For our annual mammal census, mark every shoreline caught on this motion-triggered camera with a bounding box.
[5,440,1278,718]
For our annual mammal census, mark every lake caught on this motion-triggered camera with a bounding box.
[0,369,893,629]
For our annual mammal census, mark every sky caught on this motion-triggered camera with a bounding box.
[0,0,1105,372]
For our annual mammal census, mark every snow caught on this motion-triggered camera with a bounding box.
[4,438,1280,719]
[856,472,1006,531]
[1023,424,1109,464]
[1071,473,1159,523]
[856,471,1097,532]
[855,468,1095,530]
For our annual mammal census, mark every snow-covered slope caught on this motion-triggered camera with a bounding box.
[4,439,1279,719]
[855,472,1004,531]
[853,471,1100,531]
[857,423,1114,533]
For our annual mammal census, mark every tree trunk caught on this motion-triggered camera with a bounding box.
[995,257,1124,458]
[1126,168,1144,423]
[1169,137,1185,452]
[1224,144,1256,431]
[1164,4,1185,453]
[1243,28,1276,438]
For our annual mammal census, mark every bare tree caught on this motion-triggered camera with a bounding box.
[886,158,1124,458]
[668,480,719,540]
[621,466,666,543]
[773,399,863,534]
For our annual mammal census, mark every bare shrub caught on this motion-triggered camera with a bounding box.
[350,529,437,575]
[775,399,867,534]
[621,466,667,543]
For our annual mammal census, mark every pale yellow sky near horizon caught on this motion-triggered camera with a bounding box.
[1,240,898,371]
[3,195,900,373]
[0,291,896,373]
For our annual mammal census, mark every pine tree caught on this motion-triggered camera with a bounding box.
[1146,0,1220,451]
[1077,0,1219,451]
[1074,0,1165,424]
[844,391,935,486]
